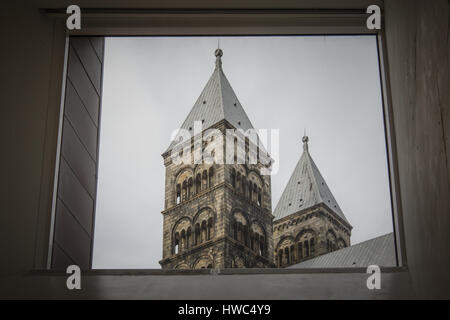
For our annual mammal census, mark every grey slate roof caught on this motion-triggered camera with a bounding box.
[273,137,350,225]
[288,233,396,268]
[166,49,256,152]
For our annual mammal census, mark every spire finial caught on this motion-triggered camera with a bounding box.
[302,131,309,152]
[214,43,223,69]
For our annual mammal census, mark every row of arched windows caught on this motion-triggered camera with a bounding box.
[230,168,262,206]
[173,218,214,255]
[277,238,315,267]
[326,230,346,253]
[176,167,215,205]
[230,219,266,257]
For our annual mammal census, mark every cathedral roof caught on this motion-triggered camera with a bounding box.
[166,48,256,153]
[273,136,350,225]
[288,233,395,268]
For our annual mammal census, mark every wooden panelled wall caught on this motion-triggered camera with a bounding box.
[384,0,450,298]
[51,37,104,269]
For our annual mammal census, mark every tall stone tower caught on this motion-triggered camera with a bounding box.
[273,136,352,267]
[159,49,274,269]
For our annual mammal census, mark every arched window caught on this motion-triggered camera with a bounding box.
[208,167,215,187]
[207,217,213,240]
[304,240,309,257]
[232,219,238,240]
[186,227,191,249]
[237,222,243,243]
[258,234,263,253]
[259,236,265,256]
[180,229,186,252]
[174,232,180,254]
[187,178,193,199]
[182,180,187,201]
[326,230,337,252]
[176,184,181,204]
[284,247,290,265]
[278,250,283,267]
[290,244,295,262]
[201,220,207,243]
[257,189,262,206]
[253,184,257,202]
[249,231,254,250]
[202,170,208,190]
[196,174,201,193]
[310,238,315,256]
[195,223,200,245]
[297,242,303,260]
[248,183,252,200]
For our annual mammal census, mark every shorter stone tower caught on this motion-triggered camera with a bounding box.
[273,136,352,267]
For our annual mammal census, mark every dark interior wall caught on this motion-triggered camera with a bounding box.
[0,0,449,298]
[0,3,66,275]
[384,0,450,299]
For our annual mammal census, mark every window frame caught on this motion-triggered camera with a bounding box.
[43,6,407,272]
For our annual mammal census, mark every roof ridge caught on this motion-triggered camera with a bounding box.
[304,151,322,205]
[217,68,226,120]
[272,151,306,214]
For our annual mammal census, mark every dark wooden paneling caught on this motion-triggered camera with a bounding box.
[53,199,92,269]
[61,117,96,197]
[67,46,100,125]
[65,80,98,160]
[89,37,105,63]
[71,37,102,93]
[51,36,104,270]
[52,243,75,270]
[57,158,94,234]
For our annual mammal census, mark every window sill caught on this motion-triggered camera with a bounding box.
[29,266,407,276]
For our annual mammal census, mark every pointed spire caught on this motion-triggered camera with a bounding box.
[273,134,350,225]
[215,46,223,69]
[165,47,256,153]
[302,134,309,152]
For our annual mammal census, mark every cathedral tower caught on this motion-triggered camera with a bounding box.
[273,136,352,267]
[159,49,274,269]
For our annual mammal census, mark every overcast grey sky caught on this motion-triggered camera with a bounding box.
[92,36,393,269]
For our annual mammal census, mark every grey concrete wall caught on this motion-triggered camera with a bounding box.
[1,0,449,299]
